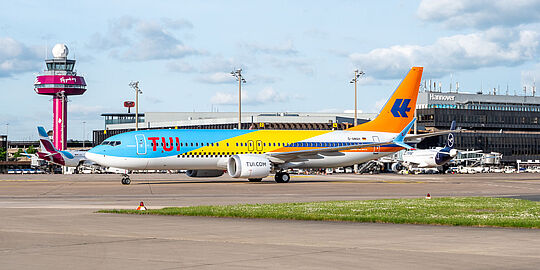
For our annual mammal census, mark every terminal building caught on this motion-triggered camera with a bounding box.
[416,90,540,163]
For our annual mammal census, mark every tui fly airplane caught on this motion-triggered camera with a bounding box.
[86,67,451,184]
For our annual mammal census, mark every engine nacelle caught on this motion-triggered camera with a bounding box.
[391,162,403,172]
[227,154,271,179]
[186,170,224,178]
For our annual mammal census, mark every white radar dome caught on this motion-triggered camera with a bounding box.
[52,44,69,58]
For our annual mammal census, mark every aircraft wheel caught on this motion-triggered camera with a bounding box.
[248,178,263,182]
[275,172,290,183]
[121,176,131,185]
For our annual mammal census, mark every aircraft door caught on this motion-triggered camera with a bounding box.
[136,134,147,155]
[372,136,380,154]
[248,140,255,152]
[256,140,263,152]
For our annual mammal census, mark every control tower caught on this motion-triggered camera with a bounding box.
[34,44,87,150]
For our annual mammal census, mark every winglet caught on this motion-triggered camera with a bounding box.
[38,126,48,138]
[393,118,416,149]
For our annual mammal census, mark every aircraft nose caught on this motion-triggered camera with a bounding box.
[450,149,458,157]
[85,150,104,165]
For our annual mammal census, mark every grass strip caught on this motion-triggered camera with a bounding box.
[99,197,540,228]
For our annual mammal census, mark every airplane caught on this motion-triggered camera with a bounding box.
[86,67,452,185]
[36,126,91,169]
[395,120,458,171]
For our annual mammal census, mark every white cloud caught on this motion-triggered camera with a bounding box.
[521,65,540,93]
[210,87,289,105]
[0,37,42,77]
[168,56,240,76]
[266,56,314,75]
[88,16,201,61]
[243,40,298,55]
[210,91,238,105]
[417,0,540,29]
[256,87,287,103]
[350,28,540,79]
[200,72,236,84]
[166,60,197,73]
[160,18,194,30]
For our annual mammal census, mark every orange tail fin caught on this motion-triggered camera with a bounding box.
[348,67,423,133]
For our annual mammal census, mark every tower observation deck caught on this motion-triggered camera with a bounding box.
[34,44,87,150]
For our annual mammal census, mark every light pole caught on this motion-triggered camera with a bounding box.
[5,123,8,161]
[129,81,143,131]
[82,121,86,148]
[230,69,246,129]
[350,69,365,126]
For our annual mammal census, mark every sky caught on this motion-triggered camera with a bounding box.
[1,0,540,140]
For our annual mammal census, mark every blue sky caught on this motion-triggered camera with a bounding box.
[1,0,540,140]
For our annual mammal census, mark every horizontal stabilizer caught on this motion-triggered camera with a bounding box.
[392,118,416,150]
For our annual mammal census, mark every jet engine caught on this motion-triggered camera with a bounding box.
[391,162,403,172]
[186,170,225,177]
[227,154,271,179]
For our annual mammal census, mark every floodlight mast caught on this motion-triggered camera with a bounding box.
[5,123,8,161]
[129,81,142,131]
[349,69,365,126]
[231,69,246,129]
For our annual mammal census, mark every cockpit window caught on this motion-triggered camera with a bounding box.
[101,140,122,146]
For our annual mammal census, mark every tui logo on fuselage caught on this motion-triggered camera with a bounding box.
[390,99,412,118]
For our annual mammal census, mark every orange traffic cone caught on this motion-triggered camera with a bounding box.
[137,201,147,211]
[425,193,431,199]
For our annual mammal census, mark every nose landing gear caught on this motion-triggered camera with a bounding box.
[121,174,131,185]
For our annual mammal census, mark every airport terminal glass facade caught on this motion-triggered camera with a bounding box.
[102,113,145,126]
[416,91,540,162]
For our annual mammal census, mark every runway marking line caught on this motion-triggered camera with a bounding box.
[286,180,425,184]
[0,180,50,182]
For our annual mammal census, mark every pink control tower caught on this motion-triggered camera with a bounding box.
[34,44,87,150]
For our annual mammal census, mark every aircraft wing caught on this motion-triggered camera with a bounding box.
[458,150,483,154]
[266,140,395,162]
[404,129,460,142]
[267,118,417,163]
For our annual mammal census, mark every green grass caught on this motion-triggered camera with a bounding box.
[98,197,540,228]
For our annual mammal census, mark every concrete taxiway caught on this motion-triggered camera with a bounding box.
[1,173,540,269]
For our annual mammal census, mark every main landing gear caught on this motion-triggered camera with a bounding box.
[274,172,290,183]
[121,174,131,185]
